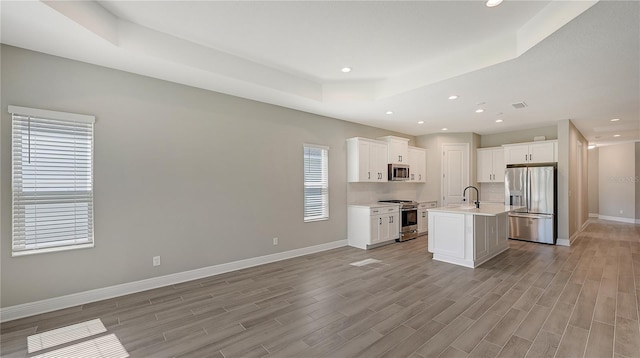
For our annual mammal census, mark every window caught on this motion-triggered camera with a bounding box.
[303,144,329,222]
[10,105,95,256]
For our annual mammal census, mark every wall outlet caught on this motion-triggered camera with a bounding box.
[620,210,624,214]
[153,256,161,267]
[272,237,278,245]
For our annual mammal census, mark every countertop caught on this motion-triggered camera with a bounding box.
[348,202,401,209]
[428,203,523,217]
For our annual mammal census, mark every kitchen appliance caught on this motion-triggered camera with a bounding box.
[388,164,410,181]
[378,200,418,241]
[505,163,557,244]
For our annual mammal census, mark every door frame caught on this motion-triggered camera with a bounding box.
[441,143,470,207]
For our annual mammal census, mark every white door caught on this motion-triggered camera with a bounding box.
[442,144,469,206]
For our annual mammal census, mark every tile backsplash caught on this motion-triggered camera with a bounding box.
[347,182,432,205]
[480,182,505,203]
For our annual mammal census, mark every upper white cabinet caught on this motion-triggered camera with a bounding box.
[477,147,505,183]
[377,136,409,164]
[503,140,557,165]
[408,146,427,183]
[347,137,388,182]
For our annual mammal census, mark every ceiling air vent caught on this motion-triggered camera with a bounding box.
[511,101,528,109]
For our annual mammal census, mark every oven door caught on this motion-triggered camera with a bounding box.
[399,208,419,241]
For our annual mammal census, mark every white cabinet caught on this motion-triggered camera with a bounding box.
[503,140,557,165]
[377,136,410,164]
[347,137,388,182]
[418,201,437,235]
[348,205,400,249]
[477,147,505,182]
[408,147,427,183]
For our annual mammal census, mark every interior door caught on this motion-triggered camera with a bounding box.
[441,143,469,206]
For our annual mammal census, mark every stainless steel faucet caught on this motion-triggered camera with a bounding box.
[463,186,480,208]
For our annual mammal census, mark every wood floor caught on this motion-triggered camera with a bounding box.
[2,220,640,358]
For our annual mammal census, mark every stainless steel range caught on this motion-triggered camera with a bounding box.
[378,200,419,241]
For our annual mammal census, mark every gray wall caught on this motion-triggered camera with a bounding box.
[587,147,599,215]
[480,126,557,148]
[598,142,636,220]
[0,45,411,307]
[636,142,640,221]
[555,120,588,243]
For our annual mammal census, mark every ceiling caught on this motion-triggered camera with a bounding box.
[1,0,638,147]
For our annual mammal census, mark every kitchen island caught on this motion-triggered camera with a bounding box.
[427,204,519,268]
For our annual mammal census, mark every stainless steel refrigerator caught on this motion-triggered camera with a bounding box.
[505,163,557,244]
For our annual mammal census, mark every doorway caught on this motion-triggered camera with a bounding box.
[441,143,469,206]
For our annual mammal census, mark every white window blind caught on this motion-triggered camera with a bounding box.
[10,105,95,256]
[303,144,329,222]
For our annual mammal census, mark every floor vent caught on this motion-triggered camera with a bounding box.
[349,258,381,267]
[511,101,528,109]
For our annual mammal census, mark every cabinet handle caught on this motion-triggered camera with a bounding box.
[368,172,371,180]
[422,212,426,218]
[529,154,532,161]
[399,155,402,162]
[525,154,528,161]
[419,174,421,180]
[379,218,382,225]
[389,216,392,223]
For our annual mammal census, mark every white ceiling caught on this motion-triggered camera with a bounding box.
[1,0,638,147]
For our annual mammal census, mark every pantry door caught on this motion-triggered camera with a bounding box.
[441,143,469,207]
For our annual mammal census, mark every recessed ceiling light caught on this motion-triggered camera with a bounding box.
[588,145,596,149]
[341,67,352,73]
[418,121,425,124]
[448,95,459,100]
[495,119,503,123]
[442,128,448,131]
[610,118,620,122]
[486,0,503,7]
[385,111,393,115]
[613,134,621,137]
[475,109,484,113]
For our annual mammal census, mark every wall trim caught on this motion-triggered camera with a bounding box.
[556,237,570,247]
[1,239,348,322]
[588,213,599,218]
[598,215,636,224]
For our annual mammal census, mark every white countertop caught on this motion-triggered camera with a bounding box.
[348,202,400,208]
[428,203,523,216]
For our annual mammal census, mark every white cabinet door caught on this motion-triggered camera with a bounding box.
[387,211,400,240]
[370,215,381,244]
[371,141,389,182]
[492,149,505,182]
[378,136,410,164]
[477,149,494,182]
[347,138,388,182]
[504,145,530,165]
[474,216,488,260]
[529,142,555,163]
[418,209,428,233]
[408,147,426,183]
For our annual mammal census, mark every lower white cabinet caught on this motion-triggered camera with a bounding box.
[348,205,400,249]
[418,201,437,235]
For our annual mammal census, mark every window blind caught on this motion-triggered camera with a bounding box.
[10,105,95,256]
[303,144,329,222]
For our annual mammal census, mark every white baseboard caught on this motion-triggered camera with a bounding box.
[556,238,570,247]
[598,215,637,224]
[1,239,348,323]
[588,213,599,218]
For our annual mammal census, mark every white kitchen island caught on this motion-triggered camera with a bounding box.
[427,204,519,268]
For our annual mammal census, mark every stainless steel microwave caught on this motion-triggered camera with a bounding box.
[388,163,410,181]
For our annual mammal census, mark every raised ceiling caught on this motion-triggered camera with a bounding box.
[1,0,638,146]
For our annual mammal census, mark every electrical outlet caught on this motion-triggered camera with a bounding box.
[620,210,624,214]
[153,256,161,267]
[273,237,278,245]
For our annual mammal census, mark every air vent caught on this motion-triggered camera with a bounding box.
[512,102,528,109]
